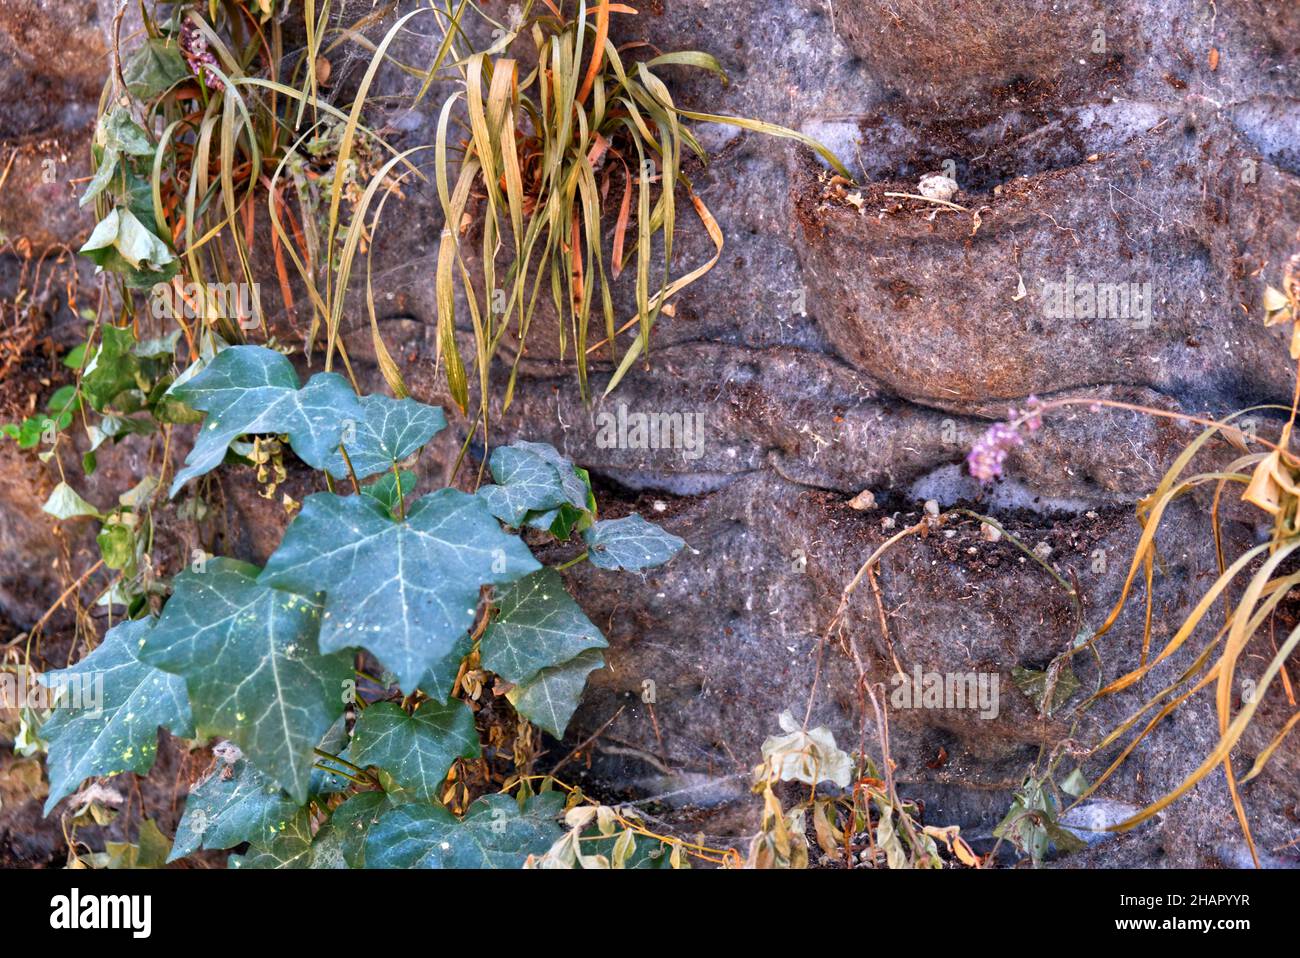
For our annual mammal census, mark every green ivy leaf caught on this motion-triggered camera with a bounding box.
[361,469,416,518]
[81,207,176,275]
[63,343,88,369]
[38,618,194,814]
[1060,768,1090,798]
[525,503,586,539]
[309,791,391,868]
[118,475,159,510]
[82,325,142,412]
[1045,820,1089,855]
[327,394,446,480]
[2,417,44,448]
[132,328,182,360]
[507,648,605,739]
[525,464,596,539]
[80,150,118,207]
[513,441,590,509]
[42,481,102,520]
[993,776,1065,865]
[167,345,363,496]
[308,717,353,797]
[583,514,684,570]
[96,520,135,570]
[229,807,314,869]
[305,824,349,869]
[169,749,304,861]
[351,701,479,802]
[477,445,571,527]
[80,146,176,287]
[481,568,607,685]
[416,633,471,703]
[365,792,565,869]
[260,490,540,692]
[123,36,190,99]
[140,558,352,802]
[81,108,152,208]
[101,108,155,157]
[47,384,78,415]
[85,418,157,471]
[1011,664,1080,716]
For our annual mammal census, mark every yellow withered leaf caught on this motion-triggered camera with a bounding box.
[1241,449,1300,514]
[1243,451,1282,514]
[812,798,844,856]
[1263,285,1290,316]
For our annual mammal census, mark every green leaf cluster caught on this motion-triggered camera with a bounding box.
[80,107,177,289]
[40,345,684,868]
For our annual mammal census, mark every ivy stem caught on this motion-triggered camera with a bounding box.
[313,747,374,787]
[392,461,406,520]
[554,551,589,572]
[313,747,368,775]
[338,445,361,495]
[311,762,371,787]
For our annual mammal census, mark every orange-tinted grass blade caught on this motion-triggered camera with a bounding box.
[1108,619,1300,833]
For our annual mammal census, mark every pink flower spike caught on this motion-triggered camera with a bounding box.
[1024,395,1043,431]
[967,421,1024,482]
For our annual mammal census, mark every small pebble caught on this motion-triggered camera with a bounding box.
[848,489,877,511]
[918,172,959,202]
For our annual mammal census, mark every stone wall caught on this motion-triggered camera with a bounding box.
[1,0,1298,866]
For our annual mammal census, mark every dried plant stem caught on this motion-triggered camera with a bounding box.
[10,559,106,650]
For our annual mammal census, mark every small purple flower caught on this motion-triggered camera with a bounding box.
[1023,394,1043,431]
[1006,394,1044,432]
[967,421,1023,482]
[180,20,224,91]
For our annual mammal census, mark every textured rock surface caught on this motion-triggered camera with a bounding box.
[796,111,1300,413]
[0,0,104,251]
[838,0,1300,105]
[1,0,1298,867]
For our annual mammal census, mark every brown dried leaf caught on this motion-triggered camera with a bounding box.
[1243,450,1284,515]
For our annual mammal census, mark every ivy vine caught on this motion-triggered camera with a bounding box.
[37,343,685,868]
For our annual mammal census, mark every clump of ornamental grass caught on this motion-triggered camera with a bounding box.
[422,0,848,442]
[86,0,421,384]
[52,0,436,612]
[91,1,847,442]
[965,252,1300,866]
